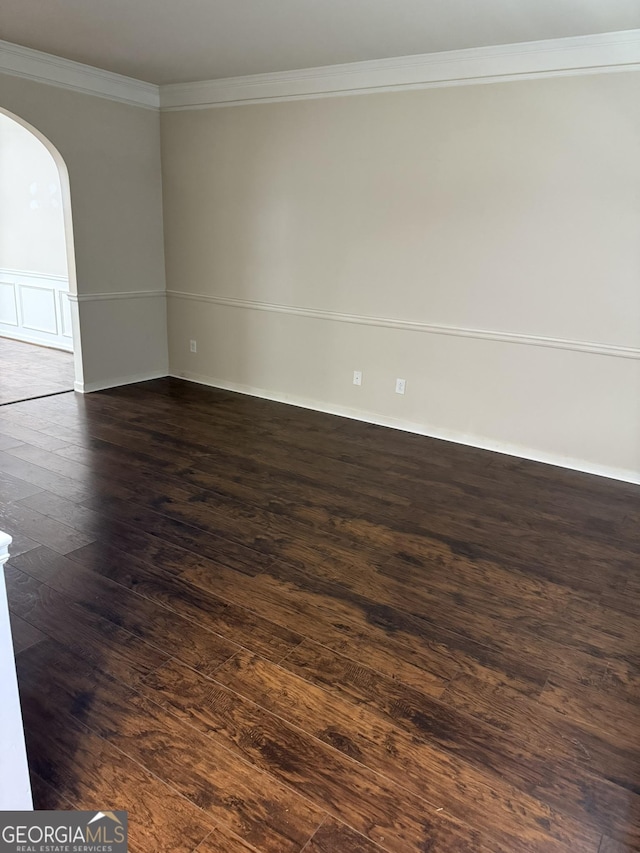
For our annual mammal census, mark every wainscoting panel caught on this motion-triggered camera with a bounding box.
[59,289,73,340]
[0,269,72,350]
[0,280,18,327]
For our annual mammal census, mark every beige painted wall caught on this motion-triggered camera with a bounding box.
[163,72,640,481]
[0,73,168,389]
[0,112,67,276]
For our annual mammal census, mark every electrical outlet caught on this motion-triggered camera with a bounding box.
[353,370,362,386]
[395,378,406,394]
[190,340,197,353]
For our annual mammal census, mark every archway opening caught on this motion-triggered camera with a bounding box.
[0,108,83,404]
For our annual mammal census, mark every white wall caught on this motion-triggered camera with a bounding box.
[1,43,637,482]
[0,112,67,276]
[0,531,32,811]
[0,114,73,349]
[0,73,168,389]
[162,71,640,482]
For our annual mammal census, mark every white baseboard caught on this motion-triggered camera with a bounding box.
[0,328,72,352]
[171,369,640,486]
[75,370,168,394]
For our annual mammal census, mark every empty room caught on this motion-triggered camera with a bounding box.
[0,2,639,851]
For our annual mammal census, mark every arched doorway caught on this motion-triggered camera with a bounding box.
[0,107,83,402]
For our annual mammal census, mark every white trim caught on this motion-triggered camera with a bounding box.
[0,529,33,811]
[160,29,640,110]
[171,370,640,486]
[0,268,73,351]
[1,30,638,113]
[75,369,167,394]
[166,290,640,361]
[0,39,159,109]
[0,267,68,284]
[18,284,58,334]
[0,532,10,569]
[68,290,166,303]
[0,328,71,352]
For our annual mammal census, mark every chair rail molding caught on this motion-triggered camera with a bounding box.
[166,290,640,361]
[69,290,167,303]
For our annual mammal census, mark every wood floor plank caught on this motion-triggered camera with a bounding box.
[10,546,240,677]
[0,338,74,405]
[46,396,636,644]
[258,559,603,689]
[0,469,42,502]
[20,693,215,852]
[17,490,109,537]
[17,640,327,853]
[83,493,275,575]
[598,836,637,853]
[0,419,72,451]
[0,448,92,502]
[67,539,456,696]
[29,772,78,811]
[0,378,637,852]
[87,386,635,587]
[181,556,547,696]
[6,566,170,684]
[9,611,47,654]
[598,658,640,706]
[539,677,640,747]
[69,521,630,717]
[2,530,40,558]
[62,408,628,604]
[64,541,303,662]
[0,432,23,450]
[193,827,261,853]
[5,441,98,482]
[0,499,95,554]
[211,650,600,853]
[441,674,640,845]
[442,672,640,783]
[304,818,387,853]
[140,657,595,853]
[49,447,627,699]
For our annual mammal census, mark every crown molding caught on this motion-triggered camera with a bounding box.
[0,39,160,109]
[1,30,638,113]
[160,29,640,110]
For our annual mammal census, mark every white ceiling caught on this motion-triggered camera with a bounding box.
[1,0,639,85]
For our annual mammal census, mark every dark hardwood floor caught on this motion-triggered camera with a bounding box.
[0,336,75,405]
[0,377,638,853]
